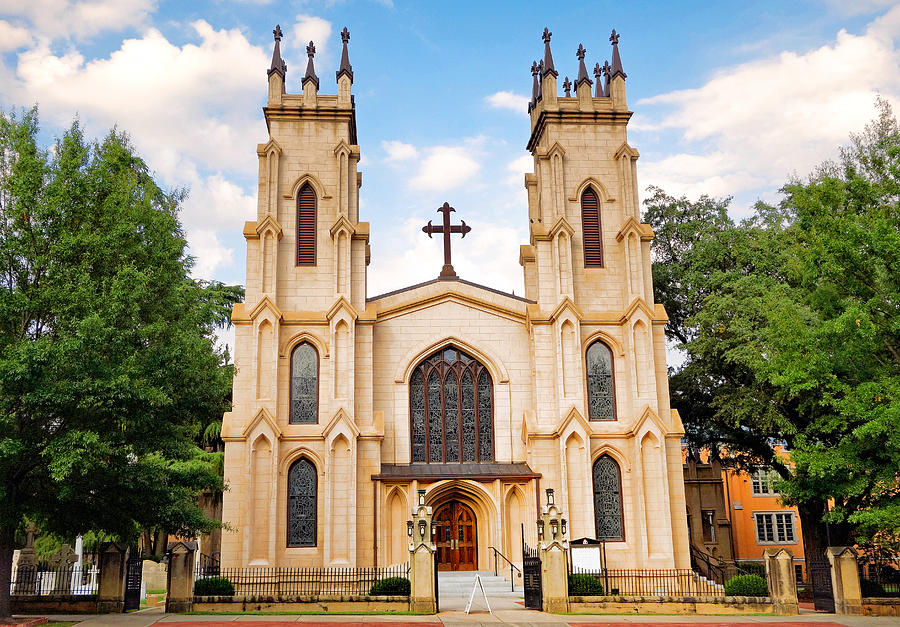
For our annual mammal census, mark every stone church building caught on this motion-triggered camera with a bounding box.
[220,25,691,572]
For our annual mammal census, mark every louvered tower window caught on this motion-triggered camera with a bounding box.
[297,183,316,266]
[581,188,603,267]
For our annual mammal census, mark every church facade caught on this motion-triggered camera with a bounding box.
[220,26,691,572]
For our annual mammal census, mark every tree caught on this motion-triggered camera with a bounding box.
[0,108,241,617]
[647,99,900,581]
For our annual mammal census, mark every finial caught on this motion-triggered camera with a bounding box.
[303,40,319,89]
[541,27,558,77]
[593,62,602,96]
[336,26,353,83]
[537,60,544,100]
[268,24,287,79]
[529,61,539,112]
[562,76,571,97]
[601,59,612,96]
[609,29,627,80]
[575,43,592,89]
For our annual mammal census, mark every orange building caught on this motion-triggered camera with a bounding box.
[723,457,806,583]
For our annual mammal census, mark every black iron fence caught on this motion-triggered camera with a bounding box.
[10,565,100,596]
[194,564,410,597]
[859,550,900,598]
[570,567,729,598]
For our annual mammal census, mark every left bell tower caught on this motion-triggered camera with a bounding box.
[222,25,372,569]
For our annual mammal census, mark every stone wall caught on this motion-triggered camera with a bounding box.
[568,595,782,615]
[192,595,409,613]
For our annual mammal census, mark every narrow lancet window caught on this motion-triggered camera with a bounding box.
[287,458,317,546]
[581,187,603,267]
[593,455,624,541]
[290,342,318,424]
[297,183,317,265]
[586,340,616,421]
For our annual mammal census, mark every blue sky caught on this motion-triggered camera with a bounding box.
[1,0,899,302]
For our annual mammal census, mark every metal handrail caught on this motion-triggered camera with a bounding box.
[488,546,522,592]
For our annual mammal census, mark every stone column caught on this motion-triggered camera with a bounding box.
[539,489,569,614]
[408,490,436,614]
[97,543,128,613]
[166,541,197,613]
[764,548,799,615]
[827,546,862,615]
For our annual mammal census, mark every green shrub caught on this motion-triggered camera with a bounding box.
[724,573,768,597]
[369,577,411,596]
[568,573,604,596]
[861,578,886,597]
[194,576,235,596]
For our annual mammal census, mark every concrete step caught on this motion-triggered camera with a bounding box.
[437,571,523,597]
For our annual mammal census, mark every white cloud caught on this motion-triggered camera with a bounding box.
[0,20,30,51]
[186,229,234,280]
[635,6,900,202]
[382,140,418,161]
[0,0,156,40]
[485,90,529,114]
[292,14,332,66]
[822,0,897,16]
[409,146,480,191]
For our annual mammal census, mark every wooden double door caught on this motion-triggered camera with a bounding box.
[434,500,477,571]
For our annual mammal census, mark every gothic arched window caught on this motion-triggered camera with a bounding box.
[290,342,318,424]
[581,187,603,267]
[593,455,624,541]
[586,340,616,421]
[297,183,317,265]
[287,458,317,546]
[410,346,493,463]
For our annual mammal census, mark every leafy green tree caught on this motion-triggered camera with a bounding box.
[647,100,900,582]
[0,108,241,617]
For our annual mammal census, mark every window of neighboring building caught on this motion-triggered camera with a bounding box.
[701,510,716,543]
[754,512,796,544]
[585,340,616,421]
[581,188,603,267]
[751,469,780,495]
[297,183,316,265]
[409,346,493,463]
[795,564,804,584]
[290,342,318,424]
[593,455,624,541]
[287,458,317,546]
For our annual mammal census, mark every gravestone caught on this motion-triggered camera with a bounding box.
[48,543,78,594]
[13,522,39,595]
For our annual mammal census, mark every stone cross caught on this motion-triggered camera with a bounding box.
[422,202,471,279]
[49,543,78,594]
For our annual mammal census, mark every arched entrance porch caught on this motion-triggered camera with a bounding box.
[424,480,499,573]
[434,500,477,571]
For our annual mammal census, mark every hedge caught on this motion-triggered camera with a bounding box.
[568,573,605,596]
[194,576,235,596]
[369,576,411,596]
[724,573,768,597]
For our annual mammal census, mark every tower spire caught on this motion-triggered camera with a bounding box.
[574,43,592,89]
[541,27,558,77]
[268,24,286,79]
[609,29,627,80]
[593,62,602,97]
[302,40,319,89]
[537,60,544,100]
[602,60,611,96]
[336,26,353,83]
[529,61,539,112]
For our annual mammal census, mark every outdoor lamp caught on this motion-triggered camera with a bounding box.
[546,488,554,506]
[407,520,414,537]
[418,519,427,538]
[537,519,545,540]
[561,518,568,535]
[550,519,559,537]
[418,489,426,506]
[431,520,438,537]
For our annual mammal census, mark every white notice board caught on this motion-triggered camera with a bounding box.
[571,544,602,571]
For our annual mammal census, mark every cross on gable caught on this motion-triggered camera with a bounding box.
[422,202,471,279]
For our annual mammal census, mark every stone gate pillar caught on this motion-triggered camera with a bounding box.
[97,543,128,613]
[166,541,197,613]
[827,546,862,615]
[539,489,569,614]
[764,548,799,615]
[408,489,436,614]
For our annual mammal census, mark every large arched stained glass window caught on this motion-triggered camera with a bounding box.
[290,342,318,424]
[593,455,624,541]
[410,346,493,463]
[287,458,317,546]
[586,340,616,421]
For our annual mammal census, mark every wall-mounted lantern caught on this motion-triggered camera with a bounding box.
[418,489,426,507]
[546,488,555,506]
[407,520,414,537]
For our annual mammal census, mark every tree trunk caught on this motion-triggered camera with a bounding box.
[798,498,852,606]
[0,525,14,618]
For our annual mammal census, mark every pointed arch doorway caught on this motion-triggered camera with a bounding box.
[434,500,477,571]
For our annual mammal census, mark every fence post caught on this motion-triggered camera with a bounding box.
[97,543,128,613]
[827,546,862,615]
[408,490,436,613]
[539,491,569,613]
[763,548,799,615]
[165,541,197,613]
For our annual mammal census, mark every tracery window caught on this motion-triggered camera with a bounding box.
[287,458,317,546]
[410,346,493,463]
[593,455,624,541]
[581,187,603,267]
[290,342,318,424]
[586,340,616,421]
[297,183,316,265]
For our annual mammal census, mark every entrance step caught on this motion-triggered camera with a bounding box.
[437,570,523,597]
